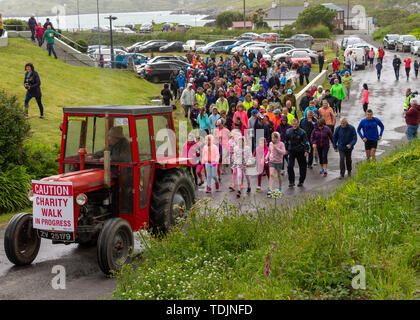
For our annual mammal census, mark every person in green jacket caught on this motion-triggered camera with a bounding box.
[216,92,229,114]
[331,78,346,114]
[42,25,59,59]
[341,71,353,101]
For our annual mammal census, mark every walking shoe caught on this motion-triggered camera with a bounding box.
[297,183,303,187]
[319,168,324,174]
[281,170,285,176]
[236,190,241,198]
[338,175,344,180]
[256,186,261,192]
[198,180,204,186]
[206,187,211,193]
[348,172,352,177]
[229,185,235,192]
[323,171,328,176]
[247,187,251,194]
[289,183,295,188]
[40,115,44,119]
[215,182,220,191]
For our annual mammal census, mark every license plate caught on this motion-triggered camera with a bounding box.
[37,230,75,242]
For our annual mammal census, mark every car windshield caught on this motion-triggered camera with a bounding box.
[414,41,420,46]
[388,35,400,40]
[64,116,132,164]
[403,35,416,41]
[293,52,308,58]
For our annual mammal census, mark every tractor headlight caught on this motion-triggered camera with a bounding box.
[28,190,34,202]
[76,193,88,206]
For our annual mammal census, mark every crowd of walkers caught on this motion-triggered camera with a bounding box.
[167,48,407,198]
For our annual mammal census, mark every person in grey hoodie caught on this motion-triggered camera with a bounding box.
[180,83,195,118]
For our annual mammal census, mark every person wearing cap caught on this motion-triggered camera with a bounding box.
[299,89,314,113]
[91,126,131,163]
[272,109,283,132]
[209,105,221,130]
[181,83,195,118]
[283,89,297,113]
[259,75,269,92]
[176,70,186,96]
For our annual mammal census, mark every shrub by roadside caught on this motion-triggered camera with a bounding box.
[114,139,419,300]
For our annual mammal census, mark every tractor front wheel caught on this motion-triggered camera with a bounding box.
[4,213,41,266]
[97,218,134,276]
[149,169,195,235]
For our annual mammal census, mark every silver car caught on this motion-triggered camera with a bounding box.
[273,48,319,64]
[411,41,420,56]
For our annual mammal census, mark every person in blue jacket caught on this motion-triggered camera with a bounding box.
[357,109,384,162]
[176,70,186,94]
[333,118,357,179]
[259,75,269,92]
[302,61,311,85]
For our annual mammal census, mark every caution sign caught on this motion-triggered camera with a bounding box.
[32,181,74,232]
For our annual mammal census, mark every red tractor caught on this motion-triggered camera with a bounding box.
[4,105,195,275]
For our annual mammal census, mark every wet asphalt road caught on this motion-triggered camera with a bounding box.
[0,35,416,300]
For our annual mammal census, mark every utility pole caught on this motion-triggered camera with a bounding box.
[278,0,281,35]
[347,0,350,30]
[77,0,80,31]
[243,0,246,29]
[97,0,101,56]
[105,15,117,69]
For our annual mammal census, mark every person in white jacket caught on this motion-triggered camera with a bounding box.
[180,83,196,118]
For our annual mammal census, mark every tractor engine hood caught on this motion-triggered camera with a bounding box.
[41,169,106,194]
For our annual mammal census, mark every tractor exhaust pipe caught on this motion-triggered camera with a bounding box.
[104,112,111,188]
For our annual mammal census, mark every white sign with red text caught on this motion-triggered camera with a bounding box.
[32,181,74,232]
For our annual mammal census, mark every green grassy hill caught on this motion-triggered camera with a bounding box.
[0,38,161,145]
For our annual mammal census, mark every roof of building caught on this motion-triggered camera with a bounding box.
[232,21,253,28]
[63,105,173,115]
[322,3,345,12]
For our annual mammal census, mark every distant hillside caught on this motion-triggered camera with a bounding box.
[1,0,418,17]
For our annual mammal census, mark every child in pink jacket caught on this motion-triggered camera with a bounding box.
[265,132,286,197]
[202,135,220,193]
[254,137,269,192]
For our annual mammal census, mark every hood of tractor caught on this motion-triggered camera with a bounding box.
[41,169,105,194]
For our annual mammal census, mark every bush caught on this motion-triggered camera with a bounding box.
[0,90,30,167]
[23,143,60,180]
[3,19,27,31]
[0,165,31,213]
[75,39,88,53]
[215,11,243,29]
[310,25,332,39]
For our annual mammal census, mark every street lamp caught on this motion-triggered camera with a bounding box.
[243,0,246,29]
[278,0,281,35]
[105,15,117,69]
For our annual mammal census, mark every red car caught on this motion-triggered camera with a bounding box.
[290,51,312,68]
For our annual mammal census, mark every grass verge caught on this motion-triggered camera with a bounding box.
[113,139,420,300]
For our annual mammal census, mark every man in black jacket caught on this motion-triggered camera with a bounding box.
[392,55,402,81]
[285,119,310,188]
[322,89,339,114]
[268,73,280,89]
[28,16,37,41]
[24,63,44,119]
[318,51,325,73]
[299,111,316,169]
[299,90,314,113]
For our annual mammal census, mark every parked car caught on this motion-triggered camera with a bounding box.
[138,62,186,83]
[140,23,153,33]
[127,42,145,53]
[197,40,237,54]
[136,40,168,53]
[253,33,281,42]
[88,45,110,55]
[145,55,189,65]
[341,37,363,50]
[411,40,420,56]
[343,47,366,70]
[267,45,295,57]
[396,35,417,52]
[90,48,126,67]
[290,51,312,68]
[159,41,184,52]
[91,26,110,33]
[235,32,260,40]
[176,24,191,31]
[273,48,318,64]
[183,40,207,52]
[223,40,251,53]
[265,43,293,51]
[114,27,136,34]
[230,41,266,54]
[116,53,148,68]
[383,34,400,50]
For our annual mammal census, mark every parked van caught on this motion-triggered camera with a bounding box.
[343,47,365,70]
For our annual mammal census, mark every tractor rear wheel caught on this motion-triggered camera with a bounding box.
[4,213,41,266]
[149,169,195,235]
[97,218,134,276]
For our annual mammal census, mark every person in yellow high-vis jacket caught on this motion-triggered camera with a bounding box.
[195,87,207,110]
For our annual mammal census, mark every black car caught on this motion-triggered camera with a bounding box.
[139,62,185,83]
[136,40,168,53]
[159,41,184,52]
[383,34,400,50]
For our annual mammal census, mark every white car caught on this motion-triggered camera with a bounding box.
[113,27,136,34]
[343,47,366,70]
[90,48,126,67]
[231,41,266,54]
[183,40,206,52]
[411,40,420,56]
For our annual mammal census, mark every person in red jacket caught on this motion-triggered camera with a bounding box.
[404,57,412,81]
[377,47,385,64]
[405,99,420,141]
[34,22,45,47]
[332,57,341,75]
